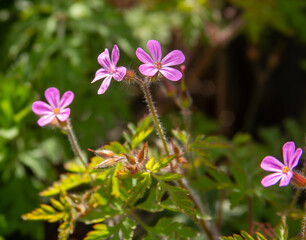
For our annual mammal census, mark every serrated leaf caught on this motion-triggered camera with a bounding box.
[50,198,65,211]
[233,234,245,240]
[136,115,152,132]
[161,182,198,223]
[111,163,122,198]
[39,173,90,197]
[22,203,64,222]
[131,126,154,149]
[240,230,254,240]
[172,129,190,145]
[84,224,111,240]
[64,161,86,173]
[124,172,151,207]
[145,157,155,171]
[152,154,177,171]
[156,181,164,204]
[58,220,73,240]
[148,217,197,238]
[153,172,183,181]
[115,217,136,240]
[255,232,267,240]
[136,186,163,212]
[104,141,129,154]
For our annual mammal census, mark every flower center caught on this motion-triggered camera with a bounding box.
[53,108,60,115]
[282,166,289,174]
[154,62,162,69]
[108,68,116,75]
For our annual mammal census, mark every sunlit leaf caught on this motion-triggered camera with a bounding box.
[151,154,177,172]
[131,126,154,149]
[153,172,183,181]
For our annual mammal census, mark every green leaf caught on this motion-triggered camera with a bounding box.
[156,181,164,204]
[111,163,122,198]
[50,198,65,212]
[172,129,190,145]
[84,224,112,240]
[161,182,198,223]
[22,203,65,222]
[104,141,129,154]
[151,154,177,172]
[124,172,151,207]
[39,173,90,197]
[233,234,245,240]
[153,172,183,181]
[131,126,154,149]
[255,232,267,240]
[64,161,86,173]
[145,157,155,171]
[135,186,163,212]
[58,220,74,240]
[146,217,197,239]
[274,216,288,240]
[240,231,254,240]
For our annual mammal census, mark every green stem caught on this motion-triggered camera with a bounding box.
[66,120,88,168]
[136,78,170,157]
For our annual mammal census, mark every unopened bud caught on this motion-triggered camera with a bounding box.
[124,70,136,83]
[291,172,306,188]
[124,154,137,165]
[88,149,115,158]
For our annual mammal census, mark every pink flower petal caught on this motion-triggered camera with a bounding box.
[113,66,126,81]
[57,108,71,121]
[111,45,120,67]
[159,67,182,81]
[139,64,158,76]
[147,40,162,63]
[279,172,293,186]
[60,91,74,109]
[261,172,283,187]
[289,147,303,170]
[161,50,185,67]
[283,141,295,167]
[136,48,154,64]
[45,87,60,108]
[37,114,55,127]
[260,156,284,172]
[97,48,111,69]
[32,101,52,115]
[98,76,112,94]
[92,68,109,83]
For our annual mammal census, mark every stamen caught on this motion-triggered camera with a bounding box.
[53,108,60,114]
[154,62,162,69]
[282,166,289,174]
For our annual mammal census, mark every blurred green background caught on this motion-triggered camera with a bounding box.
[0,0,306,239]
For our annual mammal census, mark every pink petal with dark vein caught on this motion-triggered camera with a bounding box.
[45,87,60,108]
[260,156,284,172]
[147,40,162,62]
[32,101,52,115]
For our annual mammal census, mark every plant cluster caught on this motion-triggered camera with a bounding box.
[22,40,306,240]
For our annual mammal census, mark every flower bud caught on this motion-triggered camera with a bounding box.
[291,171,306,188]
[124,70,136,83]
[88,149,115,158]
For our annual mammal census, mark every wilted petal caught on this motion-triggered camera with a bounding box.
[161,50,185,67]
[32,101,52,115]
[98,76,112,94]
[147,40,162,62]
[159,67,182,81]
[113,66,126,81]
[45,87,60,108]
[283,141,295,167]
[57,108,71,121]
[279,172,293,187]
[92,68,109,83]
[97,49,111,69]
[261,173,283,187]
[289,147,303,170]
[111,45,120,67]
[139,64,158,76]
[260,156,284,172]
[136,48,154,64]
[37,114,55,127]
[60,91,74,109]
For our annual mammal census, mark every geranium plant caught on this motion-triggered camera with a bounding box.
[23,40,306,240]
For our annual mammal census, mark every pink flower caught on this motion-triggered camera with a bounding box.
[92,45,127,94]
[136,40,185,81]
[32,87,74,127]
[260,141,303,187]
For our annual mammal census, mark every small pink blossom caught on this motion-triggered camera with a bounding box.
[32,87,74,127]
[136,40,185,81]
[92,45,127,94]
[260,141,303,187]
